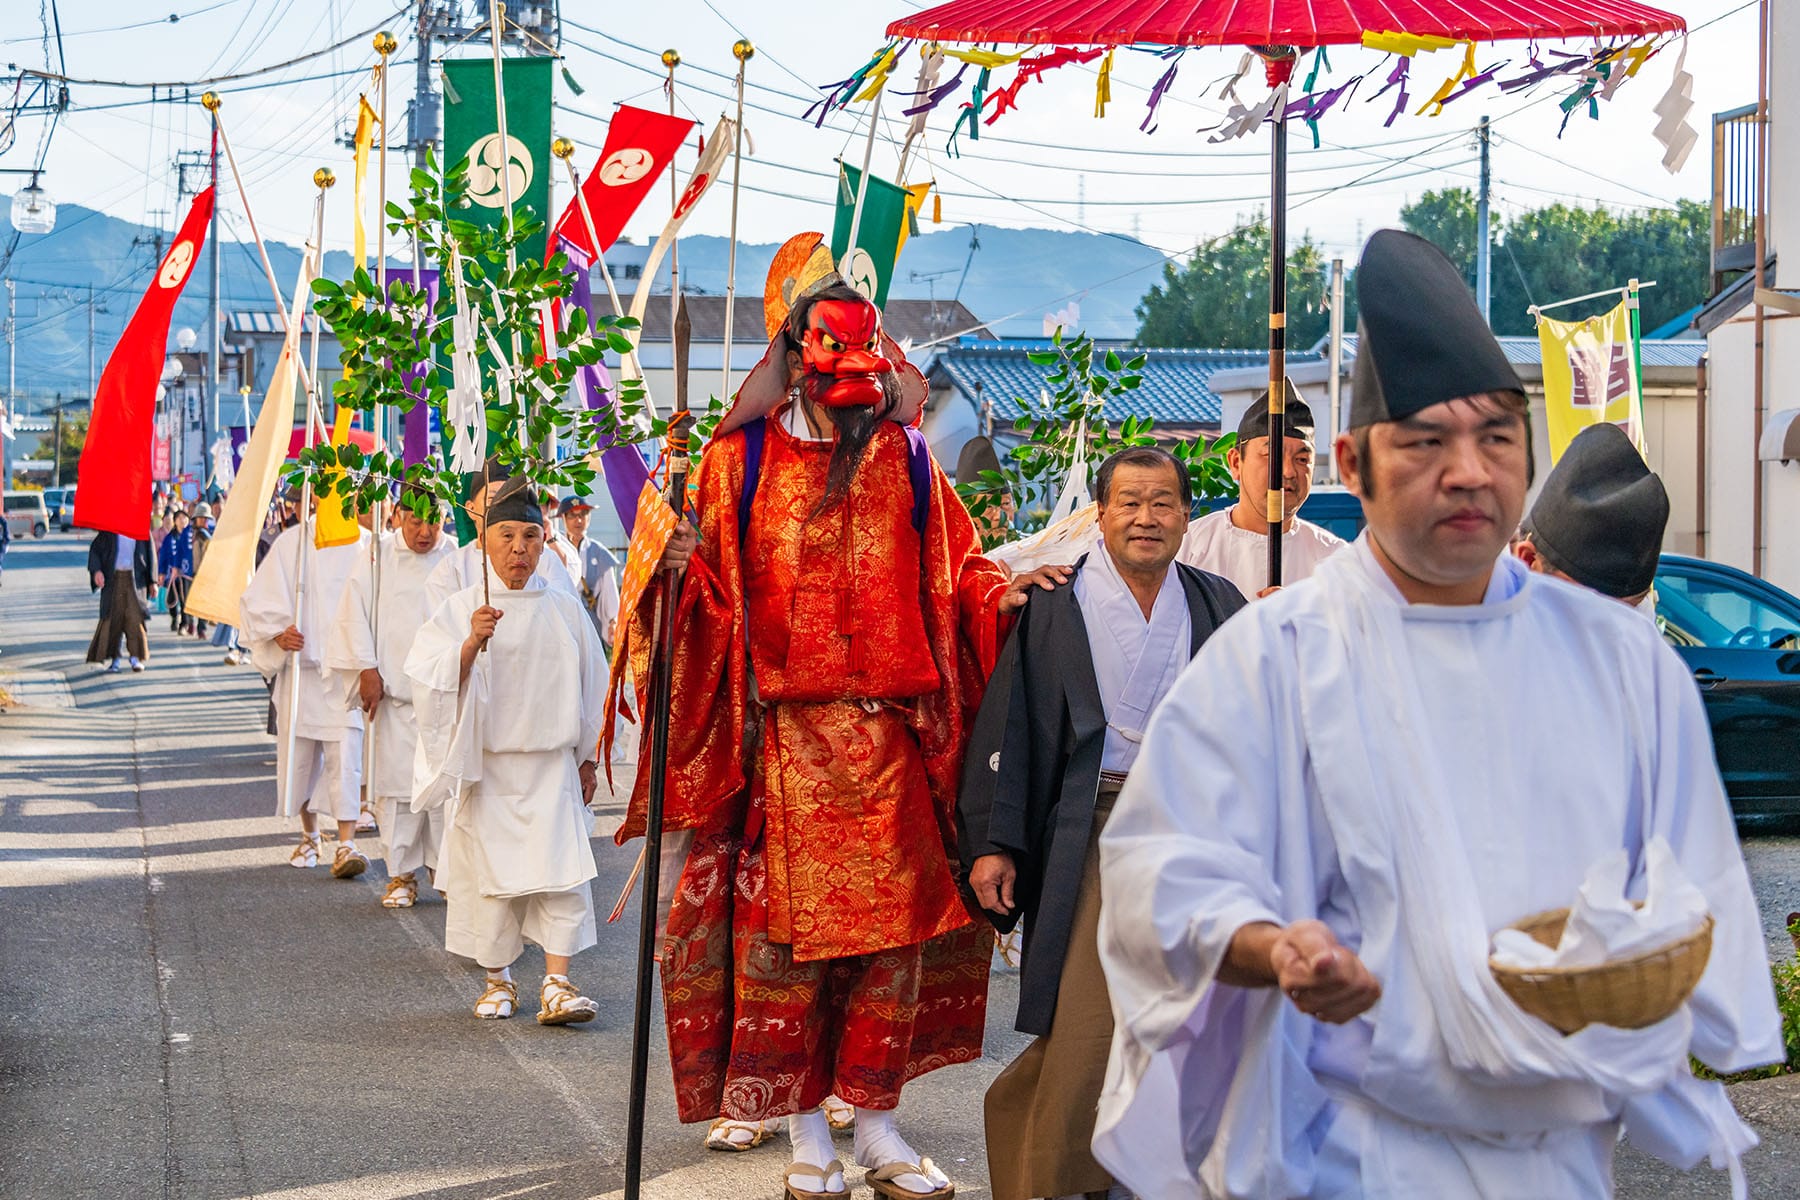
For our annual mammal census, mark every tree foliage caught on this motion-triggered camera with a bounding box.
[1400,188,1710,336]
[1133,215,1339,349]
[1134,192,1710,349]
[957,328,1236,551]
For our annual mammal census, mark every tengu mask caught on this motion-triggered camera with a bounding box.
[799,296,892,410]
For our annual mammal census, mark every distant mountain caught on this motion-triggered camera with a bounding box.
[2,205,1170,397]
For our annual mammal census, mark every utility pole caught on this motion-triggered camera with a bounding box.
[412,2,557,172]
[3,279,12,489]
[207,116,221,487]
[51,394,62,488]
[87,284,96,399]
[1476,115,1492,325]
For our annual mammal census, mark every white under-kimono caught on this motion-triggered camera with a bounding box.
[240,525,368,820]
[325,529,456,875]
[406,568,607,968]
[1093,535,1782,1200]
[1076,548,1191,775]
[420,537,578,624]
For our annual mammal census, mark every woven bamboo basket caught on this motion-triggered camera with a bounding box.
[1488,908,1714,1035]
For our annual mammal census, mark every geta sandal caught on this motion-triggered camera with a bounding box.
[865,1158,954,1200]
[783,1159,847,1200]
[380,874,417,908]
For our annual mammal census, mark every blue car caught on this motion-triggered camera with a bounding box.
[1654,556,1800,818]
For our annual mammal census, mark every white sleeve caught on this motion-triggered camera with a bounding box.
[238,531,296,678]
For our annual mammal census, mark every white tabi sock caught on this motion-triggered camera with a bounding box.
[786,1109,845,1194]
[853,1107,949,1194]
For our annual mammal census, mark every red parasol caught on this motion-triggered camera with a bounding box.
[868,0,1685,588]
[888,0,1685,48]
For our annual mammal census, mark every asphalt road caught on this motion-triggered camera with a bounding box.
[2,529,1795,1199]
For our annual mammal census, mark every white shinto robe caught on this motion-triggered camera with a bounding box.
[326,530,456,874]
[406,568,608,960]
[1178,507,1344,598]
[1073,549,1191,775]
[1093,536,1782,1200]
[240,525,367,818]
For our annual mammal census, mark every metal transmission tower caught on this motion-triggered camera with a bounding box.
[409,1,562,172]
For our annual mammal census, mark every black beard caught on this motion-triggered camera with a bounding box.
[810,372,901,513]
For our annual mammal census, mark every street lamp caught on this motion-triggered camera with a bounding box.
[9,176,54,235]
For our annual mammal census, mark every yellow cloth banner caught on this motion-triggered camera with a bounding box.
[310,94,381,550]
[313,406,362,548]
[897,181,932,258]
[1538,299,1649,465]
[184,254,315,625]
[351,96,377,268]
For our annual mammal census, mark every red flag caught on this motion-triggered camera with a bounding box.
[74,187,215,539]
[553,105,695,257]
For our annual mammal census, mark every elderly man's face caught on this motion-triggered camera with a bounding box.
[483,519,544,588]
[400,509,442,555]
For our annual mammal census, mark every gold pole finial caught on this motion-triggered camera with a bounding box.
[373,31,399,57]
[200,91,222,112]
[552,137,576,160]
[732,40,755,62]
[661,48,681,69]
[313,167,337,189]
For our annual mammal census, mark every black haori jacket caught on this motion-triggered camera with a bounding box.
[86,531,155,594]
[957,553,1245,1036]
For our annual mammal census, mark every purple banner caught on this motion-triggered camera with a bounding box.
[558,235,651,534]
[395,268,440,468]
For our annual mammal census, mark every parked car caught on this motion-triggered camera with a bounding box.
[1654,555,1800,818]
[3,491,49,539]
[41,486,75,531]
[1297,486,1366,542]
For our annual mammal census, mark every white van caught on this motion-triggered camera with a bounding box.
[3,491,49,539]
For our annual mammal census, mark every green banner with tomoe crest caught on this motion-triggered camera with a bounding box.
[442,56,554,264]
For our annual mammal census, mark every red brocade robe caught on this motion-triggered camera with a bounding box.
[621,405,1010,1121]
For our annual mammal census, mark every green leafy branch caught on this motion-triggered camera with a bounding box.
[285,147,656,521]
[956,327,1237,551]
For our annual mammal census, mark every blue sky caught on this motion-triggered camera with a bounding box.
[1,0,1760,269]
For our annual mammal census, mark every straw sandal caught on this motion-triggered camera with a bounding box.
[288,833,320,869]
[821,1095,855,1132]
[380,874,417,908]
[537,975,598,1026]
[474,977,518,1019]
[331,844,368,879]
[356,805,379,833]
[783,1160,847,1200]
[706,1117,781,1152]
[864,1159,954,1200]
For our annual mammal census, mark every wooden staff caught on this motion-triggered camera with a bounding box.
[623,292,691,1200]
[720,40,753,403]
[365,31,398,811]
[281,176,332,819]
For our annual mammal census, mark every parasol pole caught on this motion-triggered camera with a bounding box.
[282,176,332,824]
[623,292,692,1200]
[720,40,754,405]
[1261,48,1296,593]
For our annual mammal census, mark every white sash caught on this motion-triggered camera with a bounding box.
[1296,545,1751,1195]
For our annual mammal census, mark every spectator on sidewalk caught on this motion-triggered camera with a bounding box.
[85,530,154,673]
[159,511,196,634]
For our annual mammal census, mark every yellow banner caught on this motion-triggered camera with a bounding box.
[351,96,377,268]
[1538,299,1649,464]
[185,254,315,625]
[313,406,362,548]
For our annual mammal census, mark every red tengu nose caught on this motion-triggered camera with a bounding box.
[835,348,891,374]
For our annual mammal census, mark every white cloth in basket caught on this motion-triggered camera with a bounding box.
[1492,838,1710,970]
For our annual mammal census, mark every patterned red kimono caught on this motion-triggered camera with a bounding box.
[621,403,1009,1122]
